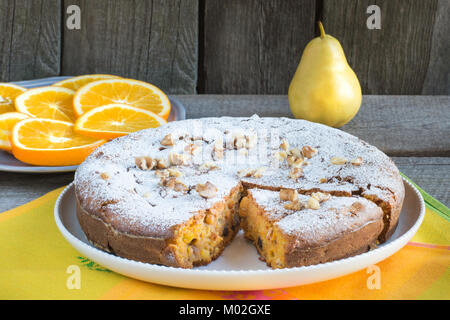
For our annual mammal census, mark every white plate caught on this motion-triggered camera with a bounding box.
[0,77,186,173]
[54,178,425,291]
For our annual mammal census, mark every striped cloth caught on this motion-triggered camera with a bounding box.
[0,183,448,299]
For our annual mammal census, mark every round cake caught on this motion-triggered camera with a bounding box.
[74,115,404,269]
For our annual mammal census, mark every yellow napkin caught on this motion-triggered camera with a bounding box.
[0,187,448,300]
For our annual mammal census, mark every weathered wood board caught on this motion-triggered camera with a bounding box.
[201,0,316,94]
[61,0,198,94]
[322,0,446,95]
[422,0,450,95]
[0,0,447,95]
[0,0,61,81]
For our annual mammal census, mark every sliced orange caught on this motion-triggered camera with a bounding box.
[74,103,167,140]
[15,86,76,122]
[11,118,105,166]
[0,83,27,114]
[52,74,121,91]
[73,78,171,119]
[0,112,29,151]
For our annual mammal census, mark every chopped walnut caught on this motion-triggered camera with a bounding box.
[350,157,363,166]
[238,167,266,178]
[161,177,187,192]
[156,158,169,169]
[169,152,189,166]
[276,151,288,161]
[289,167,303,180]
[168,168,183,177]
[306,197,320,210]
[280,139,289,151]
[311,192,331,202]
[302,146,318,159]
[289,148,302,158]
[284,200,302,211]
[319,178,328,183]
[279,189,298,202]
[100,172,110,180]
[330,156,348,165]
[155,169,169,178]
[237,169,253,178]
[286,155,296,166]
[196,181,218,199]
[161,134,174,146]
[199,161,219,172]
[291,157,304,168]
[184,143,202,156]
[135,156,156,170]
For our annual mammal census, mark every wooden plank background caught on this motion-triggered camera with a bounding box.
[0,0,448,94]
[199,0,316,94]
[62,0,198,94]
[0,0,61,81]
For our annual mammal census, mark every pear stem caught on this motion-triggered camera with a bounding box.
[318,21,325,39]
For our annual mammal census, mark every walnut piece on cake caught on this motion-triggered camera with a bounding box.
[161,177,188,192]
[279,189,298,202]
[302,146,318,159]
[331,156,348,165]
[196,182,218,199]
[161,134,175,146]
[280,139,289,151]
[311,192,331,203]
[351,157,363,166]
[169,152,190,166]
[135,156,156,170]
[306,197,320,210]
[199,161,219,172]
[283,200,303,211]
[238,167,266,178]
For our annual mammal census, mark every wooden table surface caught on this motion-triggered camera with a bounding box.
[0,95,449,212]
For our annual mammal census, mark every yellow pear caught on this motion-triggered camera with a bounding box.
[288,22,362,128]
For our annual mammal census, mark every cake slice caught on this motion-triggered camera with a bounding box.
[239,189,384,268]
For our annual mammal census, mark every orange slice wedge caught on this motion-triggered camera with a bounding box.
[11,118,105,166]
[0,83,27,114]
[73,79,171,119]
[0,112,29,151]
[74,103,167,140]
[15,86,76,122]
[52,74,121,91]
